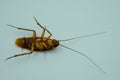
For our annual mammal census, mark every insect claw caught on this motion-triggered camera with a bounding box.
[5,56,15,61]
[33,16,39,24]
[7,24,17,29]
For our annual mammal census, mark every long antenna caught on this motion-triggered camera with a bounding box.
[59,32,106,42]
[60,44,106,73]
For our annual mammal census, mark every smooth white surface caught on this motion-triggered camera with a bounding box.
[0,0,120,80]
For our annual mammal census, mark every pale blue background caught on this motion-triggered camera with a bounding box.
[0,0,120,80]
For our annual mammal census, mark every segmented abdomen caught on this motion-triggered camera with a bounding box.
[23,37,59,51]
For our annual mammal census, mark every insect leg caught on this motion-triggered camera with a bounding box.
[44,25,52,39]
[33,17,52,39]
[5,43,35,61]
[7,24,36,38]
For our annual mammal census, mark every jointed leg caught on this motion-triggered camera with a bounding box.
[5,52,33,61]
[33,17,52,39]
[40,26,45,40]
[5,43,35,61]
[7,24,36,38]
[44,25,52,39]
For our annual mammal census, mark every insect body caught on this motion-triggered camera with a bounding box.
[16,37,59,51]
[6,17,60,60]
[6,17,106,73]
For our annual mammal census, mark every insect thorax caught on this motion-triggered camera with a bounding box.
[15,37,59,51]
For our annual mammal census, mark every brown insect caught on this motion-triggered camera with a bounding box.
[6,17,106,73]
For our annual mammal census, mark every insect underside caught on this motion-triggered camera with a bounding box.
[6,17,106,73]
